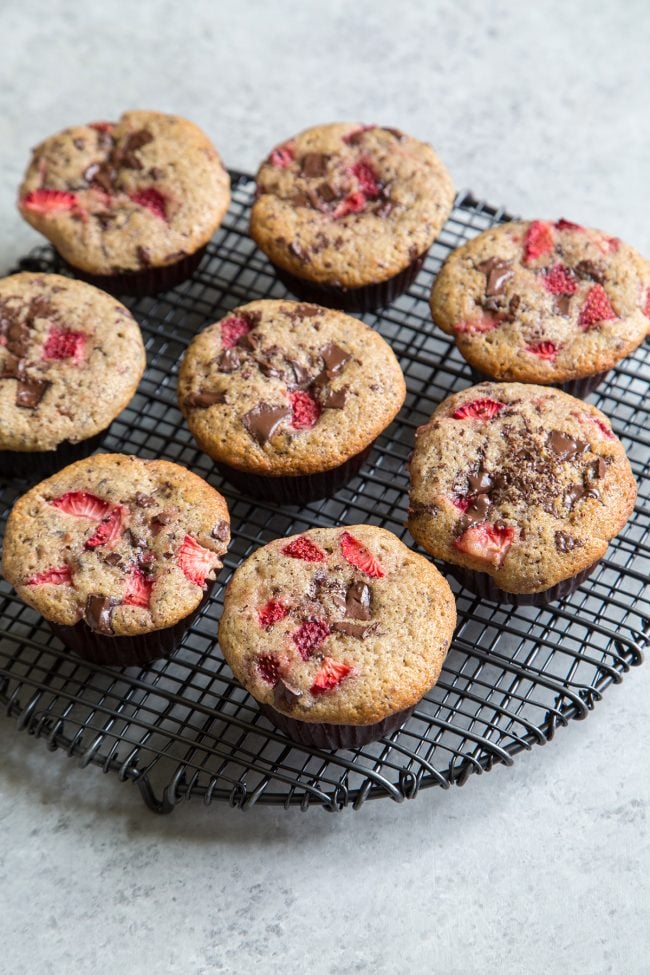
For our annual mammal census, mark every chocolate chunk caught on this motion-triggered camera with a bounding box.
[507,294,521,318]
[136,245,151,267]
[84,594,116,635]
[555,531,582,553]
[184,389,225,409]
[273,679,302,711]
[316,182,337,204]
[242,403,290,445]
[6,320,31,358]
[313,577,347,612]
[211,520,229,542]
[292,190,311,208]
[564,484,586,508]
[237,330,260,353]
[300,153,330,178]
[332,620,377,639]
[217,348,244,373]
[320,342,350,378]
[118,129,154,168]
[289,241,309,263]
[345,128,370,146]
[574,260,605,284]
[548,430,587,461]
[287,303,323,319]
[103,552,123,566]
[126,528,147,548]
[90,161,117,193]
[591,457,607,480]
[477,258,513,297]
[554,294,572,317]
[134,492,156,508]
[464,493,492,522]
[286,358,312,388]
[319,386,348,409]
[16,376,50,409]
[345,580,372,620]
[0,355,21,379]
[467,468,493,494]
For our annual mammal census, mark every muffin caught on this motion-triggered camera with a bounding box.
[18,111,231,295]
[0,272,145,477]
[218,525,456,748]
[177,299,406,503]
[408,382,637,604]
[250,122,454,312]
[2,453,231,666]
[430,219,650,396]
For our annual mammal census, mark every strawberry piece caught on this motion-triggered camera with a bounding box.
[350,160,381,198]
[269,143,295,168]
[43,327,86,364]
[454,522,515,567]
[523,220,554,264]
[21,189,79,215]
[527,341,558,361]
[451,398,504,420]
[49,491,111,520]
[554,218,583,232]
[339,531,385,578]
[220,314,251,349]
[310,657,353,695]
[292,619,331,660]
[455,314,499,335]
[123,568,153,608]
[342,124,375,144]
[452,497,470,512]
[89,121,114,132]
[543,264,577,295]
[257,653,283,685]
[578,284,616,330]
[25,565,72,586]
[576,412,615,440]
[603,235,620,253]
[289,390,321,430]
[258,599,289,630]
[130,188,167,220]
[282,536,325,562]
[85,505,126,550]
[643,287,650,318]
[333,191,366,219]
[177,534,220,587]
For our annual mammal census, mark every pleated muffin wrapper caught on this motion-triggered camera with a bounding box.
[48,583,215,668]
[215,444,372,505]
[270,251,427,314]
[63,246,206,298]
[0,429,107,481]
[447,558,601,607]
[261,702,416,750]
[468,366,610,399]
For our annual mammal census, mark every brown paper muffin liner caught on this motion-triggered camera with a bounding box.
[260,702,416,749]
[446,558,601,606]
[48,584,214,668]
[468,366,610,398]
[270,251,427,313]
[0,429,107,480]
[215,444,372,504]
[63,246,207,297]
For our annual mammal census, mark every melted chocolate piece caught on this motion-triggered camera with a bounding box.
[238,330,260,352]
[273,679,302,711]
[464,493,492,522]
[320,342,350,378]
[217,348,244,373]
[16,376,50,409]
[292,190,311,208]
[242,403,290,445]
[564,483,600,509]
[0,355,21,379]
[591,457,607,480]
[345,580,371,620]
[477,258,513,297]
[118,129,154,169]
[286,358,312,388]
[289,241,309,263]
[555,531,582,553]
[184,389,225,409]
[574,260,605,284]
[316,182,337,204]
[554,294,572,317]
[467,468,493,494]
[301,153,330,178]
[548,430,587,461]
[84,594,116,635]
[313,577,347,612]
[134,492,156,508]
[211,520,229,542]
[332,621,377,639]
[90,161,117,193]
[319,386,348,409]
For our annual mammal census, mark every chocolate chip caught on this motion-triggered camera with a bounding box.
[286,358,312,388]
[316,182,337,204]
[300,153,330,178]
[6,320,31,358]
[345,580,371,620]
[320,342,350,378]
[136,245,151,267]
[90,161,117,193]
[289,241,309,263]
[464,493,492,522]
[319,386,348,409]
[467,468,493,493]
[134,493,156,508]
[564,484,586,509]
[73,138,86,150]
[555,531,582,553]
[211,520,229,542]
[84,594,116,635]
[103,552,123,566]
[150,510,174,535]
[292,190,311,208]
[554,294,572,317]
[242,403,290,445]
[287,304,323,320]
[548,430,587,461]
[0,355,21,379]
[217,348,244,373]
[184,389,225,409]
[407,501,440,518]
[118,129,154,169]
[507,294,521,318]
[16,376,50,409]
[273,679,302,711]
[574,260,605,284]
[332,621,377,639]
[591,457,607,480]
[477,258,513,297]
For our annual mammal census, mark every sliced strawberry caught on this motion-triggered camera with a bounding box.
[310,657,353,695]
[342,124,375,144]
[89,121,114,132]
[452,398,504,420]
[220,314,251,349]
[258,599,289,630]
[339,531,385,578]
[454,522,515,567]
[350,159,381,198]
[129,188,167,220]
[85,504,126,550]
[452,497,471,512]
[289,390,321,430]
[455,314,499,335]
[527,340,558,361]
[602,235,620,254]
[49,491,111,520]
[292,619,331,660]
[643,287,650,318]
[333,191,366,219]
[21,189,79,215]
[25,565,72,586]
[578,284,616,330]
[43,327,86,364]
[523,220,554,265]
[177,534,220,587]
[257,653,283,685]
[123,567,153,608]
[282,536,325,562]
[575,411,615,440]
[543,264,577,295]
[268,143,295,168]
[554,218,583,232]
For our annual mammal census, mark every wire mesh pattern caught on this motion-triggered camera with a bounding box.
[0,171,647,813]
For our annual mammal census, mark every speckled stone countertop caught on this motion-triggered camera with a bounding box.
[0,2,648,973]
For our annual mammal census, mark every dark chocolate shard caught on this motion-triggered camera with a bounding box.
[211,520,229,542]
[316,181,338,204]
[242,403,290,445]
[84,594,116,635]
[320,342,350,378]
[150,510,174,535]
[286,358,313,388]
[345,580,372,620]
[467,468,493,494]
[6,320,32,358]
[574,260,605,284]
[118,129,154,169]
[273,679,303,711]
[548,430,587,461]
[319,386,348,409]
[555,531,582,553]
[217,348,244,373]
[464,493,492,522]
[134,492,156,508]
[16,376,50,409]
[103,552,123,566]
[332,620,377,639]
[300,153,330,178]
[477,258,513,297]
[590,457,607,480]
[184,389,225,409]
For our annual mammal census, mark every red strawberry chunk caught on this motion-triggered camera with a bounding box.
[269,143,295,168]
[292,619,331,660]
[603,235,620,253]
[258,599,289,630]
[289,390,321,430]
[554,218,583,232]
[452,497,470,512]
[220,314,251,348]
[527,341,558,361]
[643,287,650,318]
[350,160,381,198]
[177,534,220,587]
[49,491,111,520]
[339,531,385,578]
[21,189,79,215]
[130,188,167,220]
[333,191,367,219]
[26,565,72,586]
[43,327,86,364]
[523,221,554,264]
[282,536,325,562]
[575,411,615,440]
[89,121,114,132]
[342,124,375,144]
[455,314,499,335]
[543,264,577,295]
[310,657,353,695]
[454,522,515,567]
[452,398,504,420]
[257,653,283,685]
[85,504,126,550]
[123,568,153,608]
[578,284,616,330]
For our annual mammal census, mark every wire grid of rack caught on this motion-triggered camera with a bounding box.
[0,171,648,813]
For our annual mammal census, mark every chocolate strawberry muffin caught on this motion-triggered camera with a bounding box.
[18,111,231,295]
[250,122,454,312]
[0,272,145,477]
[218,525,456,748]
[178,299,406,503]
[430,219,650,396]
[2,454,230,666]
[408,382,637,604]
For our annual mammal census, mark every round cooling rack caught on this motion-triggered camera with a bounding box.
[0,171,647,813]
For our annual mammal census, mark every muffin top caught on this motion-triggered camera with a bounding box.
[430,219,650,384]
[2,454,230,636]
[408,382,637,594]
[250,122,454,289]
[218,525,456,726]
[0,272,145,452]
[177,299,406,476]
[18,111,231,275]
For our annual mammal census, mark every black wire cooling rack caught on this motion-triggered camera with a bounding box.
[0,171,648,813]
